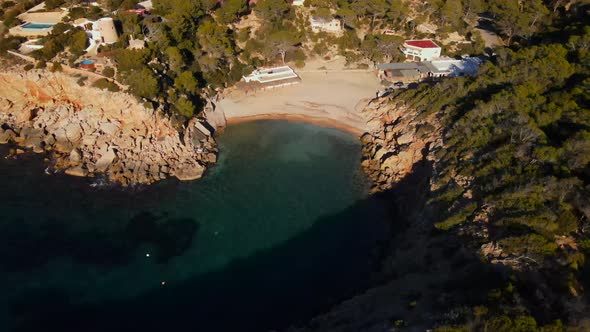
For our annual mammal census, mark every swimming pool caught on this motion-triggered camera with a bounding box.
[22,23,55,30]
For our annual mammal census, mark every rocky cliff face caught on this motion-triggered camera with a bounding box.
[358,97,442,193]
[289,97,467,332]
[0,70,217,185]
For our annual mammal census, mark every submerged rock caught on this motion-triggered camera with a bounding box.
[174,162,205,181]
[65,165,88,177]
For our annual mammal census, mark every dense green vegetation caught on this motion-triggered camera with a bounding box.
[0,0,42,27]
[390,1,590,328]
[1,0,589,329]
[34,24,88,61]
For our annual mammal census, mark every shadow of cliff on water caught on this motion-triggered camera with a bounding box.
[9,191,391,332]
[0,212,200,271]
[6,151,508,332]
[287,148,508,332]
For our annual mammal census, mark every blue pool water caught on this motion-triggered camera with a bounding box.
[81,60,95,65]
[22,23,54,30]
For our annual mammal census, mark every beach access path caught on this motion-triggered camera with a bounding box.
[217,57,381,136]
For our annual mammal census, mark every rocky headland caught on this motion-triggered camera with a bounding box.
[359,97,442,194]
[0,70,218,185]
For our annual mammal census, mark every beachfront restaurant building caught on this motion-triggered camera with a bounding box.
[242,66,300,90]
[376,62,430,83]
[377,57,483,84]
[400,39,442,61]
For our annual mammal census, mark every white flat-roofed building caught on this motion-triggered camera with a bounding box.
[242,66,301,90]
[243,66,299,84]
[423,56,483,78]
[400,39,442,61]
[377,57,483,83]
[309,16,343,35]
[137,0,153,10]
[73,17,119,54]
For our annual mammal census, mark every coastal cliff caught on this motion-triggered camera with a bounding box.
[0,70,217,185]
[359,97,442,194]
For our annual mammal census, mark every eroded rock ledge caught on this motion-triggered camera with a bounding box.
[0,70,217,185]
[358,97,443,193]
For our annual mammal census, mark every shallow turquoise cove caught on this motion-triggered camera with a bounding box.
[0,120,388,331]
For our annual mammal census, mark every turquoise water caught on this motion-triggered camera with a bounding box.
[22,23,54,29]
[0,120,388,331]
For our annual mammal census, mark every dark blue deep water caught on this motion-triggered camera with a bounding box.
[0,120,388,332]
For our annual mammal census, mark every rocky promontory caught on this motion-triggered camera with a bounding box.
[0,70,217,185]
[358,97,442,193]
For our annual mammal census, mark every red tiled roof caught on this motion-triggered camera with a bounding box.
[404,39,440,49]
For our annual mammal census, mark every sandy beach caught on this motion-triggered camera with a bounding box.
[218,57,381,136]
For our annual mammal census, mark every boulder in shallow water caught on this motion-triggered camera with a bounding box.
[174,162,205,181]
[21,128,45,153]
[65,165,88,177]
[205,153,217,164]
[0,128,16,144]
[69,148,82,164]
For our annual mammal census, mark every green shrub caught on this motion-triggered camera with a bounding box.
[45,0,65,10]
[92,78,120,92]
[50,62,62,72]
[102,66,115,78]
[23,63,34,71]
[435,203,478,230]
[287,48,306,62]
[0,35,26,54]
[294,59,305,68]
[1,1,15,9]
[77,76,88,86]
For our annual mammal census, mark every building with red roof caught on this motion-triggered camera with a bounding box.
[400,39,442,61]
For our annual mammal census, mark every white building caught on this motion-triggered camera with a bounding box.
[137,0,153,10]
[97,18,118,44]
[73,17,119,54]
[128,35,146,50]
[292,0,304,5]
[309,16,343,35]
[423,56,483,78]
[377,56,483,83]
[243,66,299,84]
[400,39,442,61]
